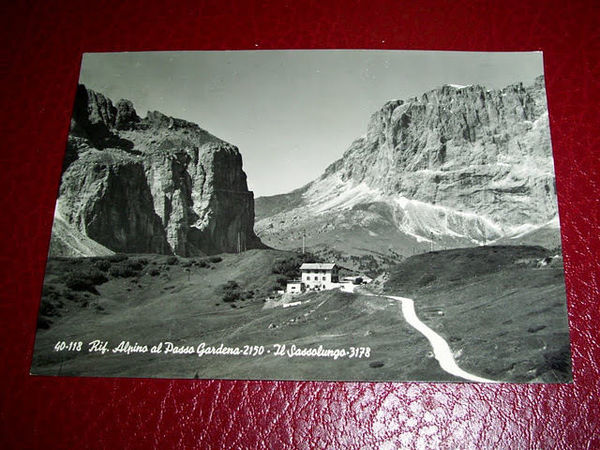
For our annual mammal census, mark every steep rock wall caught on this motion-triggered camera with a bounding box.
[324,76,556,226]
[50,85,263,257]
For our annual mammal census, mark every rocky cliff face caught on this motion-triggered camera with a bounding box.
[326,76,556,225]
[255,76,561,257]
[50,85,263,257]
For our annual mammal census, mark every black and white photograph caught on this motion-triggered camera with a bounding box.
[31,50,572,383]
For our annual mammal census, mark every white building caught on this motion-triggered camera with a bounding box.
[286,280,305,295]
[341,275,373,285]
[300,263,339,291]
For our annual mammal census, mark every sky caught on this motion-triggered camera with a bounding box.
[79,50,545,197]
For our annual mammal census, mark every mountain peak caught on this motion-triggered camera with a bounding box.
[256,76,558,257]
[53,85,264,257]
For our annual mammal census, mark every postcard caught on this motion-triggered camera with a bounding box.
[31,50,572,382]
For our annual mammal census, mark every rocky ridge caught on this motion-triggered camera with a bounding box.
[255,76,561,257]
[51,85,263,257]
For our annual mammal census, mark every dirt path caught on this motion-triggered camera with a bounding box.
[341,284,497,383]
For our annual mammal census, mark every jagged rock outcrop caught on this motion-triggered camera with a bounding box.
[115,99,139,130]
[50,84,263,257]
[325,76,556,225]
[255,76,561,256]
[58,154,170,254]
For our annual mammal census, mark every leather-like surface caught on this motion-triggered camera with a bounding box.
[1,1,598,448]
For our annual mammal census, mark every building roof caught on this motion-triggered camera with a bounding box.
[300,263,337,270]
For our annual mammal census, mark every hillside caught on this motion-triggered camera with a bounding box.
[385,245,553,295]
[32,249,457,382]
[32,245,571,382]
[383,245,571,382]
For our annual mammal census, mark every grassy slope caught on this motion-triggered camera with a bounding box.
[384,245,572,382]
[494,223,563,250]
[32,249,456,382]
[254,186,308,222]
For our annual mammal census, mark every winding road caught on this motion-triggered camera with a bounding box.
[341,284,497,383]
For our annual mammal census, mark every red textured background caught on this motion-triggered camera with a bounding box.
[1,1,599,448]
